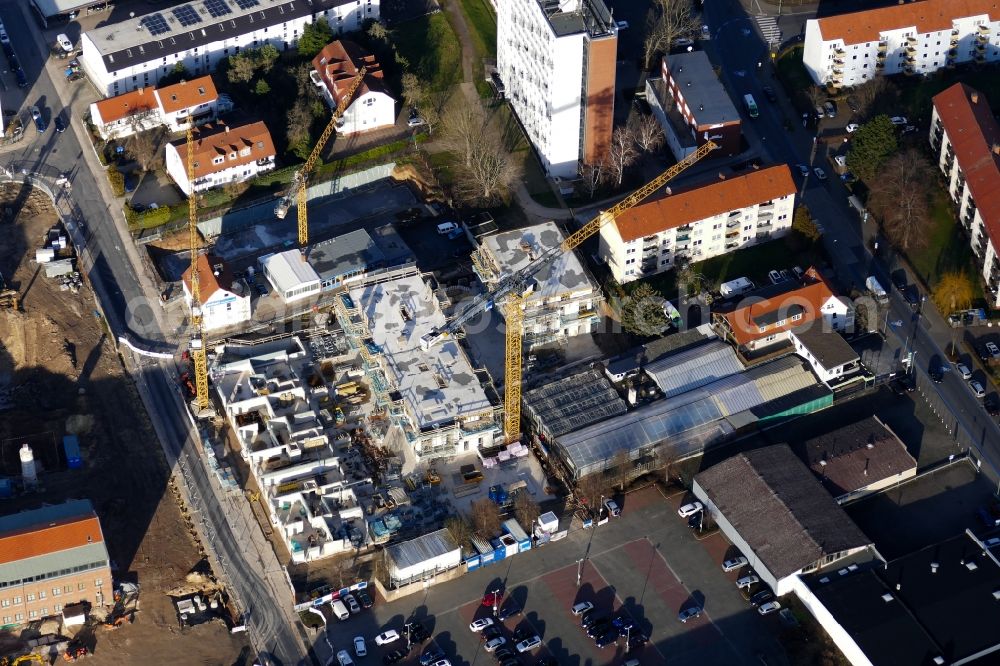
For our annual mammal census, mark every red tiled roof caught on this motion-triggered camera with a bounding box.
[816,0,999,45]
[933,83,1000,248]
[182,254,232,305]
[93,87,156,125]
[720,268,840,346]
[311,40,389,106]
[612,165,796,242]
[171,120,275,180]
[155,75,218,114]
[0,515,104,565]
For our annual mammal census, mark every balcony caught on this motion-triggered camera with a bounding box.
[834,47,846,56]
[875,60,886,69]
[979,24,991,34]
[975,49,987,61]
[726,228,740,238]
[725,242,739,250]
[726,219,741,229]
[905,44,917,54]
[976,40,988,50]
[677,224,693,233]
[676,233,691,243]
[904,63,916,75]
[877,42,888,53]
[951,33,960,46]
[758,220,773,229]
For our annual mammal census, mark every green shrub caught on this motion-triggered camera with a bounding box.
[107,167,125,197]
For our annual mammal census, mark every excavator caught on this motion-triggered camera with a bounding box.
[0,655,45,666]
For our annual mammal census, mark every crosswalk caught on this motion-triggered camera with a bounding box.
[756,16,782,45]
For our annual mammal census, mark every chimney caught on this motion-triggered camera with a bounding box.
[971,92,979,104]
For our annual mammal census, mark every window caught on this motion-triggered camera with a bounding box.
[212,156,224,165]
[13,597,22,604]
[28,611,37,619]
[64,586,72,594]
[38,591,46,599]
[54,604,61,612]
[15,613,23,622]
[53,588,60,597]
[95,579,103,587]
[0,599,8,607]
[78,583,86,591]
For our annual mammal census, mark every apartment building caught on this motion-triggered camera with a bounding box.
[646,51,741,160]
[496,0,618,178]
[89,75,231,140]
[311,40,395,134]
[181,254,252,331]
[598,165,796,284]
[0,500,112,627]
[930,83,1000,306]
[165,120,276,195]
[803,0,1000,88]
[472,222,603,349]
[79,0,378,96]
[713,267,855,353]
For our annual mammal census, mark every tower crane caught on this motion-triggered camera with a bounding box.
[187,126,209,413]
[274,67,367,250]
[421,140,719,441]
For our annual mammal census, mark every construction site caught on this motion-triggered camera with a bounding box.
[0,184,248,664]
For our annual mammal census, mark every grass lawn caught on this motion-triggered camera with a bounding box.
[392,14,462,92]
[694,237,823,289]
[776,46,813,110]
[895,66,1000,123]
[905,187,985,302]
[456,0,497,60]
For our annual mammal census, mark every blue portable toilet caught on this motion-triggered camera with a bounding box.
[63,435,82,469]
[0,477,12,499]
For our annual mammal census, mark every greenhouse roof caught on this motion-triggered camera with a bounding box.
[645,340,743,398]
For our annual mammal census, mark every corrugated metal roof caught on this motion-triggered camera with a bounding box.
[0,542,109,585]
[645,340,743,398]
[261,250,321,293]
[387,529,459,571]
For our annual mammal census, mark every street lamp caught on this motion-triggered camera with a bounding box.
[576,494,604,587]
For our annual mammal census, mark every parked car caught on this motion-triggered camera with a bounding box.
[408,622,430,643]
[580,611,603,628]
[470,617,495,632]
[14,68,27,88]
[626,633,648,650]
[586,620,612,638]
[737,574,760,588]
[482,591,501,607]
[833,155,848,169]
[515,636,541,653]
[983,536,1000,548]
[344,594,360,614]
[977,506,1000,527]
[494,646,516,661]
[603,498,621,517]
[54,115,66,133]
[796,164,810,177]
[356,590,374,609]
[571,601,594,616]
[823,100,837,117]
[970,380,986,398]
[484,637,507,653]
[986,342,1000,360]
[30,105,46,133]
[57,33,74,52]
[383,651,406,665]
[419,647,445,666]
[594,629,619,648]
[750,590,775,606]
[768,269,782,284]
[985,394,1000,417]
[958,363,973,379]
[722,556,748,572]
[758,601,782,615]
[612,614,637,631]
[930,368,944,383]
[889,116,908,126]
[407,116,426,128]
[483,625,503,642]
[762,86,777,102]
[354,636,367,658]
[813,167,827,181]
[497,604,521,621]
[678,606,702,622]
[337,650,355,666]
[678,502,703,518]
[375,630,400,646]
[846,123,860,133]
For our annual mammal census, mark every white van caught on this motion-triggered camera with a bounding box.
[436,221,459,235]
[331,599,350,621]
[57,34,73,52]
[720,277,755,298]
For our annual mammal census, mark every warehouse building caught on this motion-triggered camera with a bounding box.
[260,250,323,303]
[693,445,874,596]
[386,529,462,589]
[472,222,603,349]
[80,0,378,96]
[0,500,112,627]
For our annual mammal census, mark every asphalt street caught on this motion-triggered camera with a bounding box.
[701,0,1000,469]
[0,1,314,663]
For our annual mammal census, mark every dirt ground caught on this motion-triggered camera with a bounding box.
[0,185,249,665]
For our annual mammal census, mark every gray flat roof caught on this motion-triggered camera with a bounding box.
[644,339,743,398]
[0,499,96,534]
[478,222,598,301]
[664,51,741,128]
[387,528,459,571]
[538,0,615,38]
[31,0,92,17]
[309,229,385,282]
[790,326,860,369]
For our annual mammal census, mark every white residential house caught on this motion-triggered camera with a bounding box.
[181,254,252,331]
[89,75,231,140]
[496,0,618,178]
[311,40,395,134]
[598,165,796,284]
[164,120,276,196]
[802,0,1000,89]
[930,83,1000,306]
[79,0,379,96]
[788,326,862,386]
[260,249,322,303]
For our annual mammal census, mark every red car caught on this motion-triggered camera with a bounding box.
[482,592,502,607]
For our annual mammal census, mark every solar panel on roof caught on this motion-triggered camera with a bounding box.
[141,13,170,35]
[173,5,202,27]
[233,0,260,8]
[204,0,232,18]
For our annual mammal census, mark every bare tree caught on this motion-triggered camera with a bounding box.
[443,102,520,203]
[442,103,485,168]
[444,514,475,550]
[606,125,639,187]
[401,72,426,108]
[868,148,932,252]
[610,448,631,491]
[851,77,891,119]
[631,114,665,153]
[126,126,166,172]
[470,499,501,538]
[642,0,700,69]
[806,85,826,110]
[286,99,314,158]
[513,492,541,529]
[367,21,388,42]
[580,160,606,199]
[575,473,607,516]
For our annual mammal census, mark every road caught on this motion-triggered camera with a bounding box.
[702,0,1000,467]
[0,1,316,663]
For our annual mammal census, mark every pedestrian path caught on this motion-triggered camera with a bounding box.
[756,16,782,44]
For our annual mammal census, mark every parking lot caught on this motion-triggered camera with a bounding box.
[321,486,786,666]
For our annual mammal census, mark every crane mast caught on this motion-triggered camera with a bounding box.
[187,126,209,412]
[274,67,367,250]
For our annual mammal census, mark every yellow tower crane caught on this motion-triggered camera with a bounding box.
[422,141,719,442]
[274,67,367,250]
[187,126,209,413]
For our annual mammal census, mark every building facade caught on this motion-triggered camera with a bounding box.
[496,0,617,178]
[311,40,395,135]
[646,52,741,160]
[182,254,252,331]
[930,83,1000,307]
[165,120,276,195]
[599,165,796,283]
[80,0,378,96]
[803,0,1000,89]
[0,500,112,627]
[472,222,603,349]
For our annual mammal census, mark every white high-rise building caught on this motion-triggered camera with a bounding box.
[803,0,1000,89]
[496,0,618,178]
